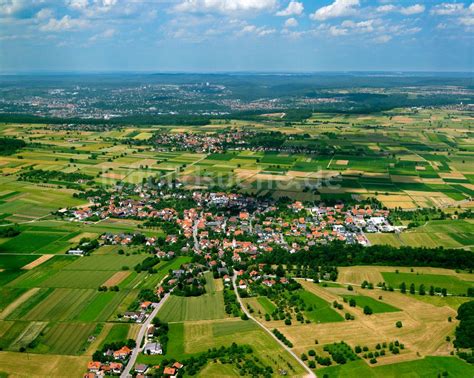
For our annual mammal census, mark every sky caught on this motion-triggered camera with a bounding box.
[0,0,473,73]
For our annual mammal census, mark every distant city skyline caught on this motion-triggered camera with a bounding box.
[0,0,473,73]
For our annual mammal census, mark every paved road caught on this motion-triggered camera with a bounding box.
[121,293,170,378]
[192,217,200,253]
[232,273,316,378]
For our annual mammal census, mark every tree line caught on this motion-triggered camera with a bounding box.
[257,241,474,270]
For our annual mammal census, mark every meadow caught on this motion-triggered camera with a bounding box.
[317,356,474,378]
[381,272,473,296]
[158,281,227,322]
[138,318,307,377]
[297,289,345,323]
[31,322,98,355]
[342,295,400,313]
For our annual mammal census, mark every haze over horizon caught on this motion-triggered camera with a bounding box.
[1,0,473,73]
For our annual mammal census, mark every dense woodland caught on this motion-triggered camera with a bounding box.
[0,137,26,155]
[257,242,474,271]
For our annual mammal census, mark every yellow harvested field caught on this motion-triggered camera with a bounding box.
[253,173,291,182]
[103,271,131,287]
[214,279,224,292]
[335,160,349,165]
[308,170,340,179]
[280,282,457,366]
[22,254,54,270]
[439,172,467,179]
[286,170,312,178]
[337,265,474,284]
[235,168,260,180]
[0,352,88,377]
[390,175,422,183]
[69,233,98,243]
[102,172,126,180]
[392,116,415,124]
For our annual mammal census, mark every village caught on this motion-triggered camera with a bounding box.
[70,182,403,376]
[66,182,399,258]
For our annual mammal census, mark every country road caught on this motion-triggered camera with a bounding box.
[232,272,316,378]
[120,292,170,378]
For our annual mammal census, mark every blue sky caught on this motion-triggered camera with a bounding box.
[0,0,473,72]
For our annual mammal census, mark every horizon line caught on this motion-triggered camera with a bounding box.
[0,70,473,76]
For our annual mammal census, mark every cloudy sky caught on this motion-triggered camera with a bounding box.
[0,0,473,72]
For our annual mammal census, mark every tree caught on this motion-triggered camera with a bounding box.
[454,300,474,348]
[396,321,403,328]
[275,264,285,277]
[349,298,356,307]
[419,284,426,295]
[363,306,373,315]
[409,283,415,294]
[301,353,308,361]
[400,282,406,294]
[429,285,435,296]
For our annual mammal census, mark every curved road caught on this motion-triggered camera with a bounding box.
[121,292,170,378]
[232,272,316,378]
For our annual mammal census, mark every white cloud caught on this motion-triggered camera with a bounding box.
[430,3,465,16]
[284,17,298,27]
[376,4,396,13]
[459,16,474,26]
[373,34,392,43]
[239,24,276,36]
[376,3,425,15]
[35,7,53,20]
[341,19,379,33]
[329,25,347,36]
[276,1,303,17]
[67,0,89,11]
[399,4,425,15]
[39,15,90,32]
[429,2,474,30]
[89,27,115,41]
[0,0,45,17]
[310,0,359,21]
[174,0,277,14]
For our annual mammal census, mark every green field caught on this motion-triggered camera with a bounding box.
[138,319,306,377]
[256,296,277,314]
[297,289,345,323]
[157,291,227,322]
[382,272,474,295]
[13,288,96,322]
[0,254,38,270]
[317,356,474,378]
[0,231,74,254]
[342,295,400,313]
[37,270,114,289]
[32,322,97,355]
[75,291,128,322]
[0,287,27,311]
[99,323,130,348]
[63,254,147,271]
[139,256,193,289]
